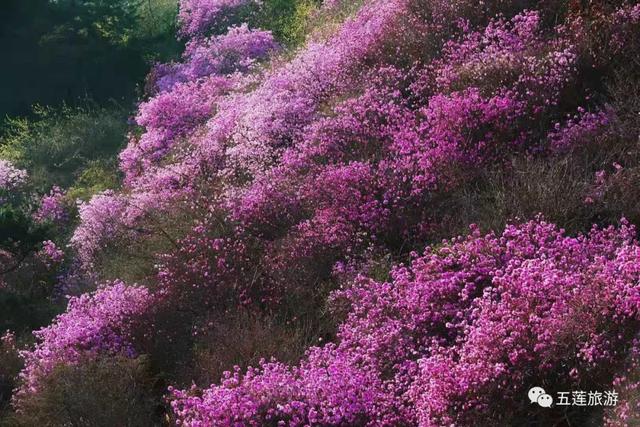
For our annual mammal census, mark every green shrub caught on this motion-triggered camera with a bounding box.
[0,0,180,119]
[0,103,126,193]
[67,161,121,203]
[255,0,321,47]
[134,0,181,62]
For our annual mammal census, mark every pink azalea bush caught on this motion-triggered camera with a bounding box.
[37,240,65,269]
[13,282,150,407]
[33,186,68,224]
[154,24,278,92]
[70,191,131,268]
[170,218,640,425]
[548,108,612,153]
[0,160,27,191]
[121,26,277,183]
[169,346,394,426]
[178,0,256,37]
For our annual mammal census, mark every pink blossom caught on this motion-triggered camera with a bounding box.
[38,240,65,268]
[169,219,640,425]
[33,186,68,224]
[14,282,150,407]
[178,0,257,37]
[0,160,27,191]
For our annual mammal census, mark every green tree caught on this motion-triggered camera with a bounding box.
[0,0,179,120]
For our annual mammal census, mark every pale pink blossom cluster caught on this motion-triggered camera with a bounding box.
[178,0,257,37]
[33,186,68,224]
[38,240,65,268]
[0,160,27,191]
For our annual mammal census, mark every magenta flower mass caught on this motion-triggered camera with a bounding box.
[167,219,640,425]
[5,0,640,425]
[14,282,150,406]
[178,0,257,37]
[33,186,68,224]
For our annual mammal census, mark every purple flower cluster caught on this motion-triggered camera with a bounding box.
[33,186,68,224]
[170,346,393,426]
[548,108,611,153]
[178,0,256,37]
[121,25,277,185]
[0,160,27,191]
[38,240,65,269]
[70,191,131,268]
[14,282,150,407]
[170,219,640,425]
[155,24,278,92]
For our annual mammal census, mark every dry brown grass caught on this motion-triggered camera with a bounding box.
[178,309,325,387]
[6,356,159,427]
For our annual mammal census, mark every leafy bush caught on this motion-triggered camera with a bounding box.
[0,104,127,194]
[66,162,121,203]
[0,0,180,119]
[254,0,322,46]
[134,0,181,60]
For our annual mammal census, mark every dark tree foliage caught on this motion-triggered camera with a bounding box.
[0,0,179,121]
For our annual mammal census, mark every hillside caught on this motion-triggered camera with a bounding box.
[2,0,640,425]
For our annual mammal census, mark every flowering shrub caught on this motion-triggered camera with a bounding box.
[170,218,640,426]
[33,186,68,224]
[548,108,612,153]
[0,160,27,191]
[13,282,150,407]
[37,240,65,269]
[121,24,278,182]
[178,0,256,37]
[121,75,234,180]
[154,24,278,92]
[154,219,268,309]
[70,191,130,268]
[169,345,393,426]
